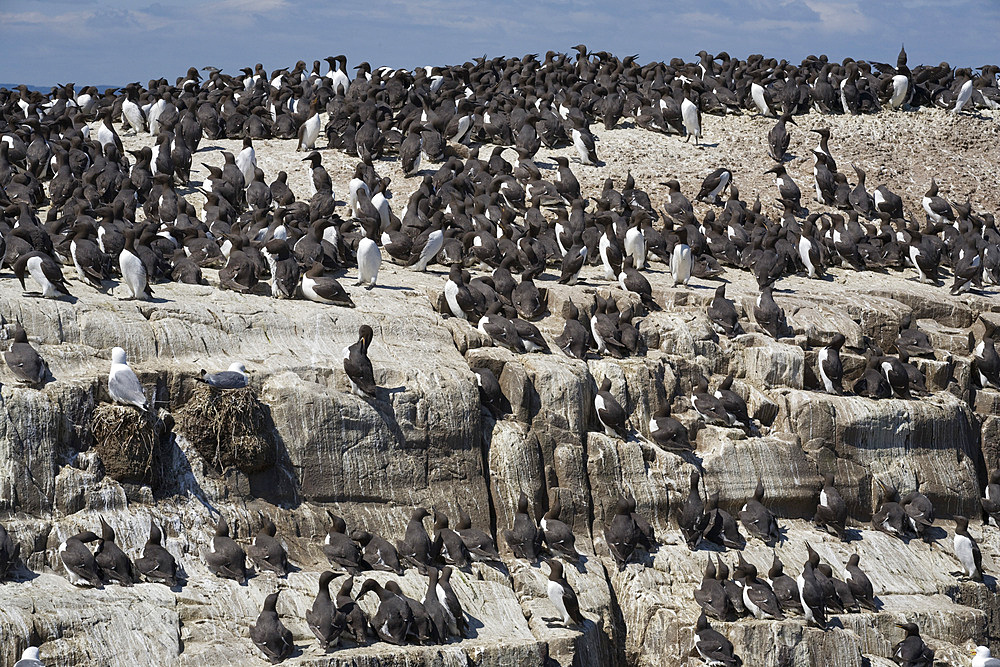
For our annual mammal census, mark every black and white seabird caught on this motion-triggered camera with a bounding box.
[323,515,364,574]
[753,285,787,339]
[250,591,294,664]
[872,479,906,538]
[972,326,1000,389]
[954,515,985,582]
[556,300,590,360]
[797,560,826,628]
[59,530,102,587]
[357,578,412,645]
[693,611,742,666]
[205,515,248,584]
[199,362,249,389]
[595,377,629,439]
[768,553,803,615]
[648,403,691,451]
[307,571,345,651]
[135,520,177,587]
[716,556,746,618]
[679,470,707,550]
[397,507,434,573]
[739,480,780,544]
[814,473,848,540]
[707,284,742,336]
[892,622,935,666]
[845,554,877,611]
[108,346,147,411]
[4,325,47,386]
[703,492,745,550]
[695,558,731,620]
[432,510,472,569]
[13,251,72,299]
[302,263,355,307]
[901,481,935,541]
[504,491,543,560]
[247,514,290,576]
[764,164,801,211]
[697,168,732,205]
[604,495,640,569]
[691,374,731,425]
[547,559,586,627]
[818,334,845,394]
[714,374,750,430]
[343,325,377,398]
[981,469,1000,527]
[541,494,580,561]
[437,566,467,638]
[119,231,151,300]
[95,516,136,586]
[422,567,451,643]
[454,506,501,562]
[738,557,784,620]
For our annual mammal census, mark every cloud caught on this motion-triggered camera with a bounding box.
[803,0,872,34]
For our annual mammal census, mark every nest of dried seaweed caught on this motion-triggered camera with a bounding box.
[174,383,275,474]
[91,404,162,486]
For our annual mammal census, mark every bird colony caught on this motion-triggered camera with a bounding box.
[2,45,1000,666]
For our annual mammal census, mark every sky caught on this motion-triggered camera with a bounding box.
[2,0,998,87]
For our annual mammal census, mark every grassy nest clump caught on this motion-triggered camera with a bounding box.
[91,404,162,486]
[174,383,275,474]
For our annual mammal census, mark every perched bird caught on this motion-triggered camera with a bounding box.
[818,334,845,394]
[454,506,501,562]
[692,612,742,666]
[108,347,147,411]
[707,284,742,336]
[204,515,248,584]
[432,510,472,569]
[135,520,178,587]
[679,470,707,550]
[797,559,826,629]
[872,479,906,538]
[199,362,249,389]
[547,559,586,626]
[13,647,44,667]
[397,507,434,573]
[322,515,364,575]
[845,554,877,611]
[892,622,934,667]
[604,494,640,569]
[739,480,780,544]
[954,515,984,582]
[981,469,1000,527]
[595,377,628,439]
[648,403,691,452]
[357,579,412,645]
[343,325,377,397]
[13,251,72,299]
[247,514,290,576]
[59,530,102,587]
[753,285,787,339]
[694,557,730,620]
[302,263,355,307]
[307,571,345,651]
[813,473,848,540]
[94,516,136,586]
[541,494,580,561]
[4,325,47,386]
[738,557,784,620]
[972,646,1000,667]
[768,553,803,615]
[250,591,294,664]
[504,491,543,560]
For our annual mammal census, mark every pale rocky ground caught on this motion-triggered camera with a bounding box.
[0,106,999,666]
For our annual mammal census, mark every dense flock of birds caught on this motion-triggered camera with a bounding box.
[2,44,1000,666]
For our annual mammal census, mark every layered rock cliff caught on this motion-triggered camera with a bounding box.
[1,109,999,666]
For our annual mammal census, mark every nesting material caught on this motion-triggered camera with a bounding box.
[174,383,275,474]
[91,404,161,486]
